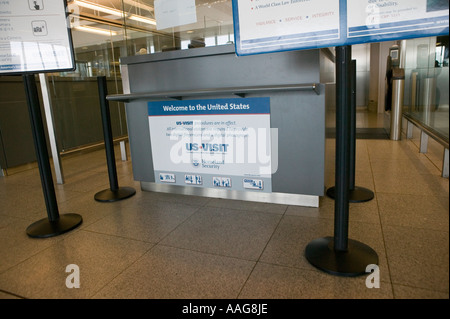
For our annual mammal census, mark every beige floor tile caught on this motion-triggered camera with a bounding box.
[260,215,390,282]
[377,193,449,231]
[85,200,201,243]
[0,217,68,273]
[0,290,22,299]
[160,207,282,261]
[239,262,393,299]
[383,225,449,293]
[0,184,47,220]
[0,230,152,299]
[392,284,449,299]
[373,172,448,196]
[366,143,420,164]
[93,245,255,299]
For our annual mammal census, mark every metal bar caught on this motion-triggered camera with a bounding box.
[60,136,128,157]
[349,60,356,191]
[403,113,448,148]
[97,76,119,191]
[39,73,64,185]
[106,83,320,102]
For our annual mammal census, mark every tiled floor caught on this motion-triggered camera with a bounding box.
[0,124,448,299]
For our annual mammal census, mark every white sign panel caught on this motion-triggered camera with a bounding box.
[154,0,197,30]
[148,97,273,193]
[233,0,342,55]
[0,0,75,74]
[347,0,449,43]
[233,0,448,56]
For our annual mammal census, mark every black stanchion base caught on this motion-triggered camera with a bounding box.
[94,187,136,202]
[305,236,378,277]
[26,213,83,238]
[326,186,374,203]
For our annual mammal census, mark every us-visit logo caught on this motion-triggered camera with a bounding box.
[169,120,278,174]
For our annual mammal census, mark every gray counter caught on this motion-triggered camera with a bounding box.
[112,45,334,207]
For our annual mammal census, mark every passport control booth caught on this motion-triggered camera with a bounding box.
[108,45,333,208]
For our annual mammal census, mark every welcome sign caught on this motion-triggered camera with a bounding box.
[147,97,274,193]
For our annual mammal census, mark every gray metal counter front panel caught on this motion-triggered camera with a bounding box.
[126,90,325,196]
[123,45,326,197]
[124,45,321,94]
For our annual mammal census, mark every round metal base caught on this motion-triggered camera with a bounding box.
[326,186,374,203]
[305,236,378,277]
[26,213,83,238]
[94,187,136,202]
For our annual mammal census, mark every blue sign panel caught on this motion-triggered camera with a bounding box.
[148,97,271,116]
[232,0,449,56]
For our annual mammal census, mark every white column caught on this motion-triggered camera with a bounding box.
[39,73,64,184]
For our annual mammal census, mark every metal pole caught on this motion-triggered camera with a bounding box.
[326,58,374,203]
[94,76,136,202]
[98,76,119,192]
[305,46,378,276]
[349,59,356,191]
[23,74,82,238]
[390,69,405,141]
[24,74,60,222]
[333,45,352,252]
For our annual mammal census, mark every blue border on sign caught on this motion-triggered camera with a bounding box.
[232,0,347,56]
[148,97,270,116]
[232,0,449,56]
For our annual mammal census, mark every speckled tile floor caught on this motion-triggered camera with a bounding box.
[0,129,448,300]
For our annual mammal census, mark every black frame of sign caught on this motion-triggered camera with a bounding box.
[0,0,76,75]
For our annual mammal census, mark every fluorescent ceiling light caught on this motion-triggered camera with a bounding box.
[128,14,156,25]
[123,0,154,12]
[74,0,125,17]
[74,25,118,36]
[73,0,156,26]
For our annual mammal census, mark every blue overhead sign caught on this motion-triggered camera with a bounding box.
[232,0,449,56]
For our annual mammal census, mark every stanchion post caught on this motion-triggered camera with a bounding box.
[326,59,374,203]
[94,76,136,202]
[23,74,82,238]
[305,46,378,276]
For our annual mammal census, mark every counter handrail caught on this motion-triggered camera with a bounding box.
[403,112,449,149]
[106,83,320,102]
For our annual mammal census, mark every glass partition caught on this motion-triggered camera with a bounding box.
[0,1,236,170]
[54,0,235,152]
[403,35,449,140]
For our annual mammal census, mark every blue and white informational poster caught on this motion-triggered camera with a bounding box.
[347,0,449,44]
[232,0,342,55]
[148,97,273,193]
[0,0,74,74]
[232,0,449,56]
